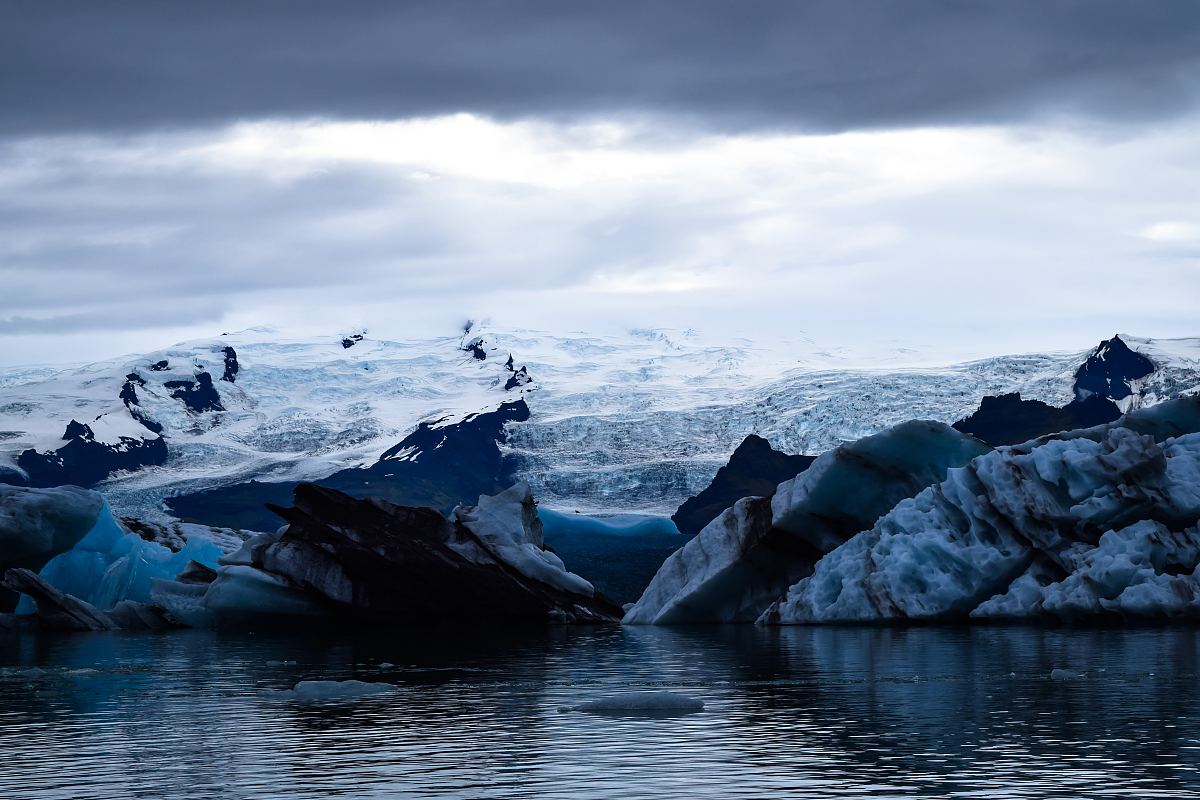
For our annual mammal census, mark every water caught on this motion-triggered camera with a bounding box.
[2,625,1200,799]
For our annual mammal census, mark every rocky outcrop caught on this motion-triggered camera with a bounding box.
[671,434,816,535]
[952,392,1121,447]
[153,482,623,627]
[220,346,239,383]
[166,399,532,532]
[625,421,990,624]
[504,365,533,391]
[165,371,224,413]
[15,416,168,489]
[463,337,488,360]
[119,372,164,433]
[761,396,1200,624]
[1073,335,1156,406]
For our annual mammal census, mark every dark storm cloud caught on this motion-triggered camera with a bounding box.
[3,0,1200,135]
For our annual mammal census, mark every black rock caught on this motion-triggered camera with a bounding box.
[504,365,533,391]
[166,399,532,531]
[16,419,169,488]
[164,371,224,413]
[119,372,163,434]
[953,392,1123,447]
[220,346,239,383]
[463,337,488,360]
[671,435,816,536]
[149,360,169,371]
[1073,335,1156,402]
[341,333,364,349]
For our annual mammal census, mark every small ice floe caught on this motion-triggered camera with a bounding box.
[0,667,48,679]
[560,691,704,716]
[266,660,297,667]
[268,680,396,702]
[1050,668,1085,681]
[66,668,100,677]
[377,662,395,669]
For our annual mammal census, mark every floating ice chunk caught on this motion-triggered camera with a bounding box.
[762,401,1200,624]
[1050,668,1085,681]
[20,498,224,612]
[0,667,48,679]
[201,565,330,622]
[266,660,297,667]
[562,691,704,716]
[0,484,104,611]
[269,679,396,701]
[66,668,100,677]
[627,420,987,624]
[452,482,594,597]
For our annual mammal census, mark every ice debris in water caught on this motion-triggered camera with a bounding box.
[0,667,48,679]
[1050,668,1085,681]
[265,660,297,667]
[561,691,705,715]
[268,680,397,701]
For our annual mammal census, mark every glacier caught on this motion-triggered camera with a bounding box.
[760,396,1200,624]
[4,327,1197,524]
[624,421,989,624]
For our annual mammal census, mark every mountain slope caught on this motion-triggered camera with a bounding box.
[1,329,1197,522]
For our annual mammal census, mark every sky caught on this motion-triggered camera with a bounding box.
[2,1,1199,366]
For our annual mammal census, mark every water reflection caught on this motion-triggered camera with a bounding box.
[2,625,1199,798]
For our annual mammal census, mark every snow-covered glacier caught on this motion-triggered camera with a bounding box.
[1,326,1198,522]
[760,396,1200,624]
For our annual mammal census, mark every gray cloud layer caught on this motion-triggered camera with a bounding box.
[4,0,1200,135]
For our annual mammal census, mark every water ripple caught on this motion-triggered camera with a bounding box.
[2,626,1200,799]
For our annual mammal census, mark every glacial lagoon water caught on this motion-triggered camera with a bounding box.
[2,625,1200,799]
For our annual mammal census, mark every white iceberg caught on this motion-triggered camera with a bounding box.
[761,397,1200,624]
[625,421,989,624]
[451,482,595,597]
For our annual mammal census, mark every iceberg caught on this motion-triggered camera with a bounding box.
[761,396,1200,624]
[21,499,225,612]
[451,483,594,597]
[625,421,989,624]
[0,484,103,610]
[3,568,175,631]
[152,481,624,627]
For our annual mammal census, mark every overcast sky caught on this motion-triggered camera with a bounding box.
[2,1,1199,366]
